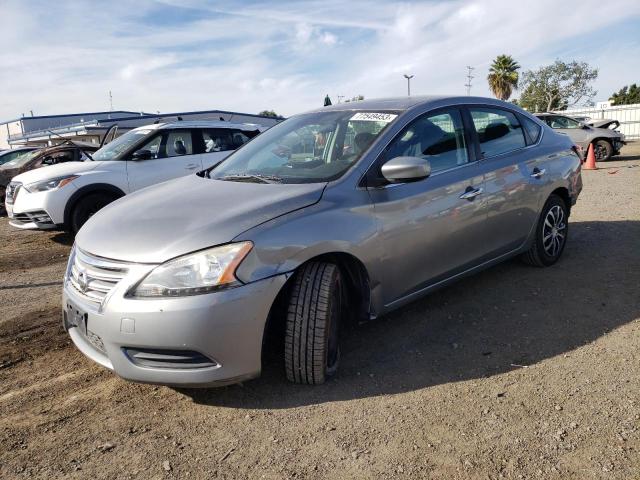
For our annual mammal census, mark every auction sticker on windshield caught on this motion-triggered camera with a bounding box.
[350,112,398,122]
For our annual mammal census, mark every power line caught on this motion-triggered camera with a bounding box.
[465,66,475,96]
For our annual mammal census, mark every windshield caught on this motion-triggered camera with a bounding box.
[92,128,155,161]
[210,110,399,184]
[0,149,40,170]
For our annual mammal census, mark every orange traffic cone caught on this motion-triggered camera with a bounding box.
[583,143,597,170]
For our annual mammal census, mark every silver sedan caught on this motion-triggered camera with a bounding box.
[63,96,582,387]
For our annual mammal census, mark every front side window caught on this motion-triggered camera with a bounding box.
[166,131,193,157]
[547,115,581,129]
[470,108,526,157]
[138,135,163,159]
[210,110,399,184]
[385,108,469,173]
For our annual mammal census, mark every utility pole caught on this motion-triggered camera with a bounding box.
[403,74,414,97]
[109,90,114,111]
[465,66,474,96]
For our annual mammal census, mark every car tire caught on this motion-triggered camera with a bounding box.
[285,262,342,385]
[70,192,115,233]
[593,139,613,161]
[522,194,569,267]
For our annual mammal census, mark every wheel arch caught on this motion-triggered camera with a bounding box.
[260,250,372,368]
[550,186,571,213]
[63,183,126,227]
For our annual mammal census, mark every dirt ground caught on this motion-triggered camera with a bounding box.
[1,144,639,480]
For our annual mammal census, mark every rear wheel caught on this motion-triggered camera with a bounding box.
[593,140,613,161]
[285,262,342,385]
[70,192,115,233]
[522,194,569,267]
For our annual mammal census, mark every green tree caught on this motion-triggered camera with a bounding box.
[609,84,640,105]
[517,60,598,112]
[258,110,283,119]
[487,55,520,101]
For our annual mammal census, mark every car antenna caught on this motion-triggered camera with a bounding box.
[46,130,94,161]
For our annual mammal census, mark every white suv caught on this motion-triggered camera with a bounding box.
[5,121,262,232]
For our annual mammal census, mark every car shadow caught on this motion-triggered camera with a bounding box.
[180,220,640,408]
[50,231,74,246]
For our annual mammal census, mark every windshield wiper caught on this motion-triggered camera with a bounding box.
[219,174,283,184]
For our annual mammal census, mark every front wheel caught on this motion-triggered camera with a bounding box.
[70,193,115,233]
[284,262,342,385]
[522,194,569,267]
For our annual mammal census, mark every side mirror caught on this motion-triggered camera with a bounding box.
[381,156,431,183]
[132,149,153,160]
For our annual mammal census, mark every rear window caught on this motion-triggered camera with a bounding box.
[520,115,542,144]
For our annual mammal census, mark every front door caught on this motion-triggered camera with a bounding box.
[126,129,203,191]
[366,107,487,306]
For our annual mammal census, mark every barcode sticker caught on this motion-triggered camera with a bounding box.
[350,112,398,122]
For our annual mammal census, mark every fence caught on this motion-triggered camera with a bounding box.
[552,103,640,139]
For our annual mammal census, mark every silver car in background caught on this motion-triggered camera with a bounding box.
[535,112,625,161]
[63,96,582,387]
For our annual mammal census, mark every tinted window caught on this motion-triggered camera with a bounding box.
[202,129,250,153]
[520,115,542,144]
[386,108,469,173]
[470,108,526,157]
[166,131,193,157]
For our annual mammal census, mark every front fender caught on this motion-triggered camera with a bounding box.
[233,188,380,287]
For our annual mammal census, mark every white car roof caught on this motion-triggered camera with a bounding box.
[130,121,265,134]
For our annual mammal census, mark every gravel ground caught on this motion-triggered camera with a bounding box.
[1,143,639,479]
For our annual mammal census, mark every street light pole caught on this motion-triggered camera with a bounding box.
[403,74,414,97]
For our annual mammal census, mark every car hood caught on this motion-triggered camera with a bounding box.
[76,175,326,263]
[9,160,100,183]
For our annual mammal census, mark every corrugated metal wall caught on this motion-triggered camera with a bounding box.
[553,104,640,139]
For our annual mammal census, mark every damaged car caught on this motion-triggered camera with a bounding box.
[535,113,625,161]
[1,141,98,207]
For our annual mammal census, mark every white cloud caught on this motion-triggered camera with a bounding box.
[0,0,639,120]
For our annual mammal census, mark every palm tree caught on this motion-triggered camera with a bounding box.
[487,55,520,101]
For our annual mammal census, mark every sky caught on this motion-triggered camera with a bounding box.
[1,0,639,120]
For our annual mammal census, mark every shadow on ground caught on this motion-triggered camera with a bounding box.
[182,219,640,408]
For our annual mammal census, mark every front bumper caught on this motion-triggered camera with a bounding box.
[63,273,287,387]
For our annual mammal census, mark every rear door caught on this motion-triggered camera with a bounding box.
[467,106,545,257]
[126,129,203,191]
[366,107,487,305]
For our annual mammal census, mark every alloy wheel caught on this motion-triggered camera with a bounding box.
[542,205,566,257]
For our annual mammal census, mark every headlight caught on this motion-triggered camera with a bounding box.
[25,175,78,193]
[130,242,253,297]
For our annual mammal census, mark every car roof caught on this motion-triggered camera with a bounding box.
[131,120,264,133]
[304,95,529,114]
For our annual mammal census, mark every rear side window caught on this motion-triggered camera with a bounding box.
[470,108,526,157]
[202,129,254,153]
[519,115,542,144]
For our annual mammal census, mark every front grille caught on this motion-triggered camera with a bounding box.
[67,248,130,308]
[11,210,54,226]
[5,182,21,205]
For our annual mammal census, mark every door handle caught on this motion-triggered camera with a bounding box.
[459,187,483,200]
[530,168,546,179]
